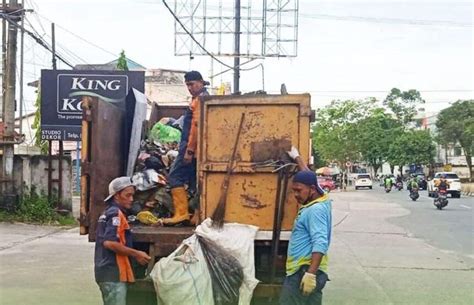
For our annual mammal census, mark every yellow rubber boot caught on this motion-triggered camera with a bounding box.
[162,187,190,225]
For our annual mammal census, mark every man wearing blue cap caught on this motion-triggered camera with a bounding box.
[280,147,332,305]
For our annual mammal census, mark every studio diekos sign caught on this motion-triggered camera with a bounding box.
[40,70,145,141]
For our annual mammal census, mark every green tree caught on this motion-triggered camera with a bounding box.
[116,50,129,71]
[388,130,435,175]
[311,147,327,169]
[312,98,375,166]
[436,100,474,181]
[356,108,402,174]
[384,88,425,125]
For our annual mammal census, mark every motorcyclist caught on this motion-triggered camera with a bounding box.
[384,176,393,189]
[434,174,450,196]
[396,175,403,184]
[409,178,419,193]
[407,174,417,191]
[395,175,403,189]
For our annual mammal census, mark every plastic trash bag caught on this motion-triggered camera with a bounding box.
[132,169,167,191]
[149,122,181,144]
[150,219,258,305]
[150,235,214,305]
[195,219,259,305]
[197,236,244,305]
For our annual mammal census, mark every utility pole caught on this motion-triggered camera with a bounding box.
[18,0,23,136]
[51,22,56,70]
[233,0,240,94]
[2,0,19,196]
[1,0,7,120]
[47,22,55,202]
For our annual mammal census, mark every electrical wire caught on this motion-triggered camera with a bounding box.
[34,12,118,58]
[162,0,234,70]
[23,16,83,66]
[24,16,89,68]
[25,0,46,33]
[300,13,472,28]
[163,0,264,73]
[1,13,74,67]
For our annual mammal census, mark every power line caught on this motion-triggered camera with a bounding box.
[300,13,473,28]
[162,0,263,73]
[24,16,87,67]
[1,13,74,68]
[34,12,118,58]
[162,0,234,69]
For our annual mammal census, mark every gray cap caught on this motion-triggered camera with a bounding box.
[104,176,135,202]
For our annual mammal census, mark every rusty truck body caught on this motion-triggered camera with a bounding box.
[80,93,313,304]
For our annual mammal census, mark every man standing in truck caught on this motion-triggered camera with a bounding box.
[95,177,151,305]
[281,148,331,305]
[160,71,209,226]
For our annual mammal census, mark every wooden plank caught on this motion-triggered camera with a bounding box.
[86,98,125,241]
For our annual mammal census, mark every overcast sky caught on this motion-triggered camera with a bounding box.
[11,0,474,114]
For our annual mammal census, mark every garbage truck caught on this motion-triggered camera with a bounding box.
[79,92,314,304]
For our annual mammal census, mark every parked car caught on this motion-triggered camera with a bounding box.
[355,174,373,190]
[318,176,336,192]
[427,172,462,198]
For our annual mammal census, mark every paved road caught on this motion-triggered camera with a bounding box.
[327,188,473,305]
[376,185,473,259]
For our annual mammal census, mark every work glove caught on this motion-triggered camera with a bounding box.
[300,272,317,296]
[287,146,300,160]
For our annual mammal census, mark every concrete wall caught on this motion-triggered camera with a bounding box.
[1,155,73,209]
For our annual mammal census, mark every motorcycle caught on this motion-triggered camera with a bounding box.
[409,188,419,201]
[385,184,392,193]
[396,181,403,191]
[434,189,448,210]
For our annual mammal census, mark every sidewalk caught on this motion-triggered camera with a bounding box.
[0,224,100,305]
[461,183,474,197]
[326,191,473,305]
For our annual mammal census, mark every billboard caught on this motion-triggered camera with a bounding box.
[40,70,145,141]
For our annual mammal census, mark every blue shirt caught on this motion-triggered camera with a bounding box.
[286,194,332,276]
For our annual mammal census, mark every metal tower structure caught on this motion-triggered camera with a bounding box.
[171,0,299,93]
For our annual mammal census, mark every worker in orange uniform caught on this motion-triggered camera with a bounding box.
[161,71,209,225]
[95,177,151,305]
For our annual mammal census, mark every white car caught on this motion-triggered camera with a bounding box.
[427,172,462,198]
[355,174,373,190]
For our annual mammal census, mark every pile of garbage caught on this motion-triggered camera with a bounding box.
[128,117,196,226]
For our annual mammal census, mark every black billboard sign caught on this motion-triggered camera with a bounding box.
[40,70,145,141]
